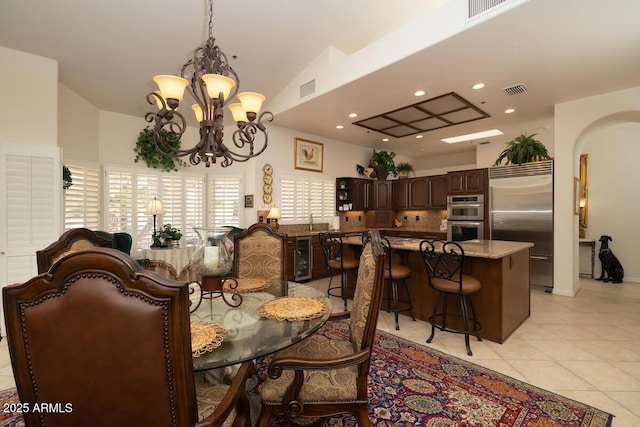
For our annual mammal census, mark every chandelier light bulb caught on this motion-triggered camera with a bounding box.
[228,103,248,123]
[191,104,214,122]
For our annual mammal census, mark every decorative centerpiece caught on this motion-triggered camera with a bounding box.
[190,227,241,307]
[153,224,183,248]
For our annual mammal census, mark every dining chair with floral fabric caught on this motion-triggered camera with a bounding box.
[233,222,287,284]
[255,229,386,427]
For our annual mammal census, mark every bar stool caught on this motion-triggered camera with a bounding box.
[380,236,416,330]
[319,232,359,311]
[420,239,482,356]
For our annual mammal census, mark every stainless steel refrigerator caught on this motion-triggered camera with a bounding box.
[489,160,553,289]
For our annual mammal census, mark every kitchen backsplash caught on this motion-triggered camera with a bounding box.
[339,209,447,232]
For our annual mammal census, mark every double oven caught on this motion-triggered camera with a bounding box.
[446,194,484,241]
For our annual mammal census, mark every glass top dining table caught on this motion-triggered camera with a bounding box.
[190,281,332,371]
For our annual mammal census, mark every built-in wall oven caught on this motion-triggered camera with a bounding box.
[447,194,484,241]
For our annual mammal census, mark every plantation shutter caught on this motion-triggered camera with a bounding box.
[280,174,335,223]
[64,163,100,230]
[208,177,241,227]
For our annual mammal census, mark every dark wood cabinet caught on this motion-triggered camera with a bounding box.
[408,177,429,208]
[311,235,329,279]
[393,177,429,209]
[392,179,409,209]
[354,179,374,210]
[285,238,295,281]
[375,180,393,210]
[447,168,487,194]
[428,174,448,208]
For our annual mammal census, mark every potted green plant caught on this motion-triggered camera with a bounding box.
[154,224,183,247]
[396,162,414,179]
[134,127,188,172]
[493,133,551,166]
[62,165,73,189]
[370,150,397,179]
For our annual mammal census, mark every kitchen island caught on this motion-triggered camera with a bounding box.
[343,236,533,344]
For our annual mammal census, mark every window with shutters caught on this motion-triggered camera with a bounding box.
[105,167,226,254]
[64,163,100,231]
[208,177,241,229]
[280,174,335,223]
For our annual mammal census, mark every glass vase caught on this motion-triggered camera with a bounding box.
[190,227,233,278]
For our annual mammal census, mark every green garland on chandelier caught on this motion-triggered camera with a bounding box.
[134,127,188,172]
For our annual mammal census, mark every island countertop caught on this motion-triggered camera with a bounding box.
[343,236,534,260]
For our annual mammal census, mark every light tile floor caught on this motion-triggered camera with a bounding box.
[0,277,638,426]
[309,276,640,427]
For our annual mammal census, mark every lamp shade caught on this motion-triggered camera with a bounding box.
[153,75,189,102]
[228,103,247,123]
[191,104,214,122]
[202,74,236,101]
[145,197,165,215]
[237,92,265,114]
[267,207,281,219]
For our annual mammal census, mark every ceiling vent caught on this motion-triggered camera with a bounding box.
[468,0,511,19]
[502,83,529,96]
[300,79,316,99]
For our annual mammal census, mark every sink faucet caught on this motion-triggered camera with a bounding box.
[309,213,313,231]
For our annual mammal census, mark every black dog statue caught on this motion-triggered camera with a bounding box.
[596,235,624,283]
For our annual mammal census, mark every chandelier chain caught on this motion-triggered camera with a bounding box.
[208,0,214,40]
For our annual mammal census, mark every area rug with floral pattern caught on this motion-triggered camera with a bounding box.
[0,320,614,427]
[250,319,614,427]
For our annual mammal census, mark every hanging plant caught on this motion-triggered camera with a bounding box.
[493,133,551,166]
[134,127,188,172]
[62,165,73,190]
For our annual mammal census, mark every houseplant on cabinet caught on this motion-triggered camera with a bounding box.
[396,162,414,179]
[370,150,397,179]
[493,133,551,166]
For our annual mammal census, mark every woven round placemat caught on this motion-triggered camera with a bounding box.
[222,277,270,293]
[191,321,227,357]
[258,296,329,321]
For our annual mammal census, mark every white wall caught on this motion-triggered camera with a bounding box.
[0,46,58,146]
[580,122,640,282]
[59,83,99,162]
[554,86,640,296]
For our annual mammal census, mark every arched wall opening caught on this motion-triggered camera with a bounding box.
[553,86,640,297]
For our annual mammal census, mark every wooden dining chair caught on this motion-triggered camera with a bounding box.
[4,247,254,427]
[318,231,359,311]
[233,222,287,283]
[36,227,112,273]
[256,229,386,427]
[420,239,483,356]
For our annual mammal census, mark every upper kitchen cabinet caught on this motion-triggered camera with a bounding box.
[374,180,393,210]
[393,177,429,210]
[354,179,374,210]
[428,174,448,208]
[447,168,487,194]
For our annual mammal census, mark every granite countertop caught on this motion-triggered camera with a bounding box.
[342,236,533,259]
[284,228,446,238]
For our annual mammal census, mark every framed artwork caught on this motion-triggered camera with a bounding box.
[294,138,323,172]
[244,194,254,208]
[573,177,580,215]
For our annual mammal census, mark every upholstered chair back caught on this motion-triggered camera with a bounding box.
[4,248,198,426]
[233,223,287,282]
[36,228,112,273]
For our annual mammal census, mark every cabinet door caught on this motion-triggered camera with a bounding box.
[409,177,428,208]
[392,180,409,209]
[374,180,392,210]
[429,175,448,208]
[286,238,295,281]
[447,171,465,193]
[354,179,373,210]
[465,169,486,193]
[311,236,329,278]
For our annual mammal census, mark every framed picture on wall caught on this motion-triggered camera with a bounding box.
[294,138,323,172]
[573,177,580,215]
[244,194,254,208]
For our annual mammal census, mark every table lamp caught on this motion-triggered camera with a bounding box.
[267,207,281,229]
[145,197,165,245]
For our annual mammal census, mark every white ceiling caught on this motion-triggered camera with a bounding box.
[1,0,639,161]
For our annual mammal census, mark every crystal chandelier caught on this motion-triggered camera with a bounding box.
[145,0,273,167]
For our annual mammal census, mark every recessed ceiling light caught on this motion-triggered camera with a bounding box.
[504,108,515,114]
[348,113,358,118]
[472,83,485,90]
[336,125,344,129]
[442,129,503,144]
[382,138,389,142]
[415,135,423,139]
[414,90,425,97]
